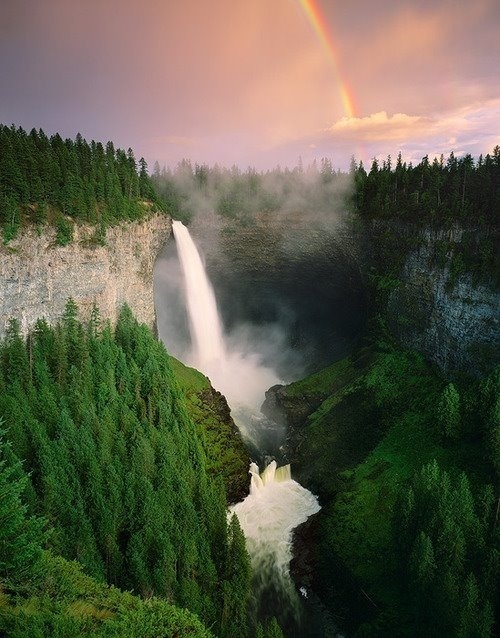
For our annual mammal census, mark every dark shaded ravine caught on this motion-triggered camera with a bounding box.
[156,213,368,379]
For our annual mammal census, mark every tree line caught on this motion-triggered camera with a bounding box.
[352,148,500,226]
[2,122,497,242]
[150,148,500,229]
[392,459,497,636]
[0,124,164,244]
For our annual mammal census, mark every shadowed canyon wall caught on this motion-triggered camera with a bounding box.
[383,225,499,377]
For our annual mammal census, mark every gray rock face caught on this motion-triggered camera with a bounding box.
[387,228,499,377]
[0,214,171,337]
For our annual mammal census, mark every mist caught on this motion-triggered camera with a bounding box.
[153,160,367,455]
[154,222,294,456]
[151,157,355,233]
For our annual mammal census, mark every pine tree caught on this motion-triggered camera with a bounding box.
[263,617,284,638]
[0,428,46,585]
[220,515,251,638]
[437,382,461,440]
[410,531,436,589]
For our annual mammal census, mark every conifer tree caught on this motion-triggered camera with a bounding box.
[220,514,251,638]
[0,428,46,585]
[437,382,462,440]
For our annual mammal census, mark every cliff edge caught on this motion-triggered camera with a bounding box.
[0,214,171,336]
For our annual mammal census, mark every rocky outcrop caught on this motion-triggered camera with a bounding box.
[0,214,171,336]
[386,227,499,377]
[262,383,327,430]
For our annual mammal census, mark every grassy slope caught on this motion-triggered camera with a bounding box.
[169,357,250,503]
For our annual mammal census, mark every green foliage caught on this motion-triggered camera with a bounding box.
[55,213,74,246]
[151,150,499,249]
[220,515,252,638]
[393,460,496,636]
[0,303,253,635]
[0,552,213,637]
[169,357,249,502]
[353,149,500,229]
[282,342,498,636]
[478,367,500,472]
[0,428,46,586]
[0,125,165,243]
[437,382,462,440]
[256,617,284,638]
[1,195,21,243]
[151,159,353,222]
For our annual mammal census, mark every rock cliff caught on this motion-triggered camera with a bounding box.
[386,227,499,377]
[0,214,171,336]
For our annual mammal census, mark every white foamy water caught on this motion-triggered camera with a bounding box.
[231,461,320,595]
[172,220,280,430]
[172,220,226,367]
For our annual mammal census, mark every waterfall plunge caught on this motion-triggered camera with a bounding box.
[172,220,226,368]
[172,220,281,446]
[230,462,320,601]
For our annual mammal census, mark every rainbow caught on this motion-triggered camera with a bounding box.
[298,0,357,119]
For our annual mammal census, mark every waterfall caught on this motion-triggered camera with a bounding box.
[230,461,321,627]
[231,461,320,581]
[172,220,226,369]
[172,221,321,630]
[172,221,280,435]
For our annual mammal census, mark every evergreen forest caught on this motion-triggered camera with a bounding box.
[0,303,283,637]
[0,124,163,245]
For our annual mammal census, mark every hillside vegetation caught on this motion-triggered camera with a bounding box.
[279,335,498,636]
[0,303,256,637]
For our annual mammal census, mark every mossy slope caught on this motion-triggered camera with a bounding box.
[278,343,497,635]
[169,357,250,503]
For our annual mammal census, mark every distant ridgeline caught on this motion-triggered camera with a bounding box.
[0,125,165,244]
[0,303,271,637]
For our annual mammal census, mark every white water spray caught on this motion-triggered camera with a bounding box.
[231,461,321,620]
[172,221,281,440]
[231,461,320,578]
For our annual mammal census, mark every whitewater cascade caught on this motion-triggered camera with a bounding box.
[231,461,320,579]
[230,461,321,622]
[172,221,280,422]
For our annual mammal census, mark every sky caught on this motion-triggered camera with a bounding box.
[1,0,499,170]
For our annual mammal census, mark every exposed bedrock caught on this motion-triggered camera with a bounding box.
[0,214,172,336]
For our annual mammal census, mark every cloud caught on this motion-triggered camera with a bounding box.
[324,99,500,152]
[328,111,427,141]
[265,98,500,171]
